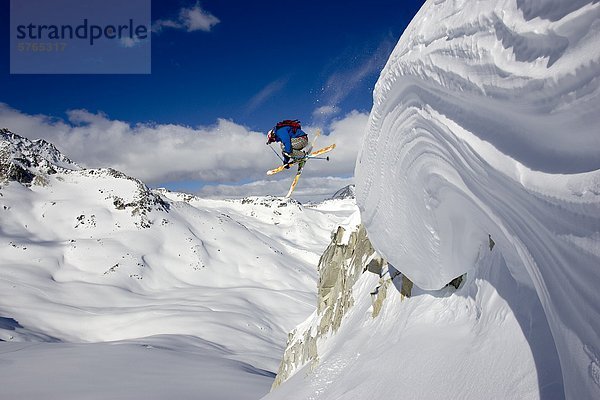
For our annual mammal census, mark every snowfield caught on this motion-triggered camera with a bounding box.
[0,130,357,399]
[353,0,600,398]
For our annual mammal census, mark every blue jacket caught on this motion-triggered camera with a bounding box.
[274,126,307,154]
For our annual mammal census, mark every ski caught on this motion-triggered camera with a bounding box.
[309,143,335,157]
[284,143,335,198]
[285,159,306,198]
[309,129,321,153]
[266,144,336,176]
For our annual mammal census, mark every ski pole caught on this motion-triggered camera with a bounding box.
[269,144,284,162]
[309,156,330,161]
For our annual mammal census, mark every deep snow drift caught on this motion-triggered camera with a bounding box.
[265,218,563,399]
[0,129,357,399]
[266,0,599,399]
[355,0,600,398]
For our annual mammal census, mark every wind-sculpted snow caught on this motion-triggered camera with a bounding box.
[356,0,600,398]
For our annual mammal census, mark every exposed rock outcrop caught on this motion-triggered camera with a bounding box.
[271,222,387,389]
[329,184,356,200]
[0,128,79,185]
[270,218,470,390]
[316,224,377,333]
[83,168,170,228]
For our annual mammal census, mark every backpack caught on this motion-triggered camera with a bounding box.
[276,119,302,134]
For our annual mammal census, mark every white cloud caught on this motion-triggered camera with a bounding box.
[120,37,141,48]
[0,103,264,184]
[180,4,220,32]
[153,19,180,31]
[0,104,369,190]
[245,77,289,114]
[302,110,370,178]
[153,3,220,33]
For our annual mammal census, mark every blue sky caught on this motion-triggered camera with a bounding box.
[1,0,422,128]
[1,0,424,199]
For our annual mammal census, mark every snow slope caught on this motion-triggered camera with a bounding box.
[354,0,600,398]
[265,220,563,399]
[0,130,357,398]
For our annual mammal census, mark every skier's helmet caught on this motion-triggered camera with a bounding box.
[266,128,276,144]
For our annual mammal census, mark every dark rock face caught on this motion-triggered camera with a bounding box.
[330,184,356,200]
[0,128,79,185]
[0,161,35,184]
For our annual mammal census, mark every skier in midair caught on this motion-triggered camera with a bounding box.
[266,120,312,169]
[265,120,336,198]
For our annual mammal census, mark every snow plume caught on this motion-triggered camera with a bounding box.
[356,0,600,398]
[0,103,367,196]
[245,77,290,114]
[315,38,395,124]
[312,105,339,119]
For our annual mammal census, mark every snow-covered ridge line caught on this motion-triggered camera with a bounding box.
[356,0,600,398]
[1,128,80,173]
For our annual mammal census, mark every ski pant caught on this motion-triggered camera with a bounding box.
[281,135,309,160]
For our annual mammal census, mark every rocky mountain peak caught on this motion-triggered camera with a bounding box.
[0,128,80,184]
[330,184,356,200]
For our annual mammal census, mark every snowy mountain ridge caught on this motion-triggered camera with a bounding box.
[0,128,79,180]
[0,129,358,399]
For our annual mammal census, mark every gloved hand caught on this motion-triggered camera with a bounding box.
[282,152,292,165]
